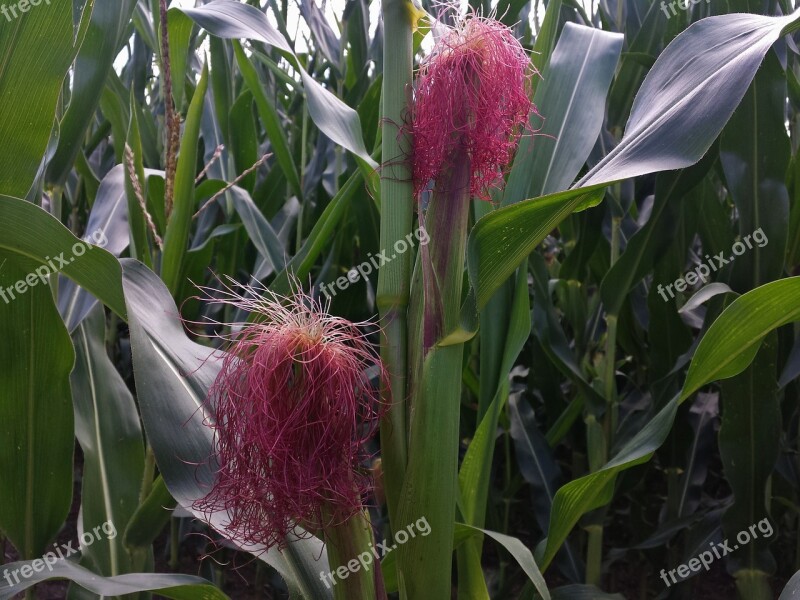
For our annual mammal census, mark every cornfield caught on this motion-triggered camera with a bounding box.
[1,0,800,598]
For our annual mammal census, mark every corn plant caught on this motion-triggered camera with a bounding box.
[2,0,800,599]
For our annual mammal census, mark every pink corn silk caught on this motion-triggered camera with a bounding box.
[193,286,387,550]
[412,16,535,201]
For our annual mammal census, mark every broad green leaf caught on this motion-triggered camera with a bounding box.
[0,560,228,600]
[720,50,790,290]
[71,307,145,577]
[210,37,234,145]
[229,185,287,271]
[469,10,800,307]
[228,90,259,190]
[681,277,800,400]
[167,7,196,112]
[180,0,377,169]
[121,259,332,599]
[469,184,608,308]
[0,195,126,320]
[0,0,93,196]
[456,524,550,600]
[0,252,75,559]
[538,396,680,569]
[58,164,158,331]
[46,0,137,185]
[505,23,623,204]
[579,10,800,186]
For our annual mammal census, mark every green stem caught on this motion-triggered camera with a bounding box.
[169,518,179,570]
[48,186,63,300]
[323,510,384,600]
[139,445,156,505]
[586,214,622,587]
[397,148,472,600]
[377,0,415,529]
[585,524,604,586]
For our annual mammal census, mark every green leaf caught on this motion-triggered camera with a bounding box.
[719,339,780,577]
[229,185,287,272]
[46,0,138,185]
[509,394,582,580]
[167,7,196,112]
[0,251,75,559]
[179,0,376,169]
[270,168,367,295]
[681,277,800,400]
[538,397,680,569]
[0,0,91,196]
[505,23,623,204]
[469,10,800,307]
[58,164,160,331]
[232,40,302,198]
[123,475,176,551]
[580,10,800,186]
[0,560,228,600]
[530,0,563,73]
[0,195,126,320]
[600,149,717,316]
[161,62,209,295]
[469,184,608,308]
[121,259,333,599]
[606,0,666,129]
[455,524,550,600]
[720,50,790,290]
[71,306,145,576]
